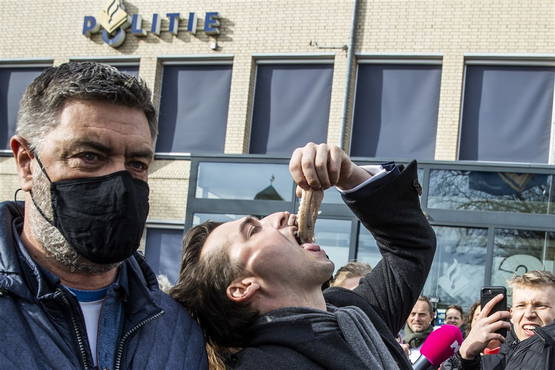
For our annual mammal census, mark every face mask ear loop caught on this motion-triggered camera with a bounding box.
[13,188,24,219]
[26,151,55,225]
[33,153,53,184]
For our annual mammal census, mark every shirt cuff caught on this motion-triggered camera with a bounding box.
[337,165,389,194]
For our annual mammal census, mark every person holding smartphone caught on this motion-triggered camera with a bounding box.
[452,270,555,369]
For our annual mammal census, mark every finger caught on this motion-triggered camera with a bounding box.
[300,143,321,189]
[486,310,511,323]
[327,145,342,186]
[481,294,504,317]
[487,319,511,332]
[295,185,303,198]
[314,144,331,189]
[289,147,308,190]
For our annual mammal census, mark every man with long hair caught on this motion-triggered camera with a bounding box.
[172,142,436,369]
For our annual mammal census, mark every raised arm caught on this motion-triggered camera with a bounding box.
[345,160,436,335]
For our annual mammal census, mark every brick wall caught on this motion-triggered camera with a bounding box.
[1,0,553,223]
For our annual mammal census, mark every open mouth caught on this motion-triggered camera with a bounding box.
[294,230,302,245]
[522,324,538,336]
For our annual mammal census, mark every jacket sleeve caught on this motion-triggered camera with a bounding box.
[342,160,436,335]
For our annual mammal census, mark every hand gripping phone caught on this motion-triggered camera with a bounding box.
[480,286,508,337]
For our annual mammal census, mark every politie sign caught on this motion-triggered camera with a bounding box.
[83,0,221,48]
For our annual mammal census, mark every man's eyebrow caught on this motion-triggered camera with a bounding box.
[129,148,154,160]
[62,139,112,156]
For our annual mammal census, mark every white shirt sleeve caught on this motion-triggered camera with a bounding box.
[337,165,388,194]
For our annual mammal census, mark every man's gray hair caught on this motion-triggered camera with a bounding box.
[16,61,157,151]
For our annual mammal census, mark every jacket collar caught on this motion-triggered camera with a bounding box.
[0,201,164,324]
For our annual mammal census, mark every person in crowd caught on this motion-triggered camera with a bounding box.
[330,261,372,290]
[465,301,481,337]
[445,304,465,330]
[171,142,437,369]
[454,270,555,369]
[402,296,436,363]
[0,62,207,369]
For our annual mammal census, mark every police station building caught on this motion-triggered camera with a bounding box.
[1,0,554,311]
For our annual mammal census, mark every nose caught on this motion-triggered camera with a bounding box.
[524,305,537,318]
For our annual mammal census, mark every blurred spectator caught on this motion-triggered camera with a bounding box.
[445,304,465,328]
[402,296,435,363]
[330,261,372,290]
[465,302,481,337]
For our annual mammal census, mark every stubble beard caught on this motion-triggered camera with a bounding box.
[29,163,119,274]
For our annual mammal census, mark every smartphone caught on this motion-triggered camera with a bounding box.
[480,286,508,337]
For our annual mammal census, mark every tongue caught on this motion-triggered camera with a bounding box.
[523,327,537,336]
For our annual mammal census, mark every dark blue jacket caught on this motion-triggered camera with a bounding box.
[0,201,207,370]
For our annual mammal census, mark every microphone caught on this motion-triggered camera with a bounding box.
[412,325,463,370]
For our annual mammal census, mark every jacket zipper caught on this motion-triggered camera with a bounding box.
[58,288,90,369]
[113,310,164,370]
[505,337,538,367]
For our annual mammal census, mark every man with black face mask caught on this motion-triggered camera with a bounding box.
[0,62,207,369]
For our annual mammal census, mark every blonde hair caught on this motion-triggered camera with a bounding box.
[509,270,555,290]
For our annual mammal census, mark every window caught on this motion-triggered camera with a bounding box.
[0,66,48,150]
[351,63,441,160]
[491,229,555,288]
[423,226,488,307]
[113,64,139,77]
[193,213,245,225]
[249,63,333,155]
[359,225,488,307]
[315,219,352,274]
[428,169,552,214]
[157,63,232,154]
[459,64,554,163]
[195,162,292,200]
[144,228,184,284]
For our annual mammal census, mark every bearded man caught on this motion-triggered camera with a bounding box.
[0,62,206,369]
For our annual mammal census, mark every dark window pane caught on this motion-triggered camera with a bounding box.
[250,64,332,155]
[492,229,555,288]
[351,64,441,160]
[144,228,184,284]
[114,65,139,76]
[460,65,554,163]
[157,65,232,153]
[195,162,292,200]
[0,67,46,149]
[428,169,552,214]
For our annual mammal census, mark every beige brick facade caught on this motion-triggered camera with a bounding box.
[1,0,554,223]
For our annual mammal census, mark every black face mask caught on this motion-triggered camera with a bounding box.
[31,156,149,264]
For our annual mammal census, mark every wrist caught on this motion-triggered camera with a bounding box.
[459,345,476,360]
[337,166,371,190]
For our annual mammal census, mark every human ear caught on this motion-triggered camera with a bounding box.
[10,136,34,192]
[226,277,260,303]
